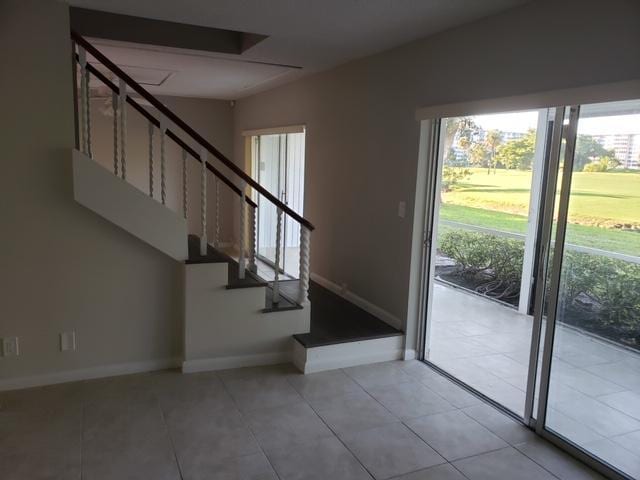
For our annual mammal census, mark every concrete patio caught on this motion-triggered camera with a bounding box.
[429,282,640,478]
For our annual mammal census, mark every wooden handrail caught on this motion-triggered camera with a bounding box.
[83,61,258,209]
[72,30,314,231]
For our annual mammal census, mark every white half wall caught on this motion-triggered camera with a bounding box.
[183,262,310,372]
[89,95,237,243]
[72,149,188,261]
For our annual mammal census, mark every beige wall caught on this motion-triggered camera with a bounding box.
[90,95,236,244]
[0,0,185,382]
[233,0,640,328]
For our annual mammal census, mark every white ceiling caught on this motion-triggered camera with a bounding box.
[70,0,531,99]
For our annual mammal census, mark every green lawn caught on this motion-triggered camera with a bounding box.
[445,168,640,228]
[439,168,640,256]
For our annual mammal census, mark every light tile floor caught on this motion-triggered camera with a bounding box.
[430,282,640,478]
[0,360,607,480]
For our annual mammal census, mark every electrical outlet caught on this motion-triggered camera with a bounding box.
[60,331,76,352]
[2,337,19,357]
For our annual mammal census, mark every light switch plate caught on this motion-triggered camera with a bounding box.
[60,331,76,352]
[2,337,19,357]
[398,201,407,218]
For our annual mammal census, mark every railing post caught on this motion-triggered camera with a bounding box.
[118,78,127,180]
[214,178,220,247]
[85,69,92,158]
[200,147,208,256]
[298,225,311,305]
[248,205,257,273]
[148,121,154,197]
[112,91,119,176]
[182,148,188,219]
[78,46,90,156]
[238,181,247,280]
[273,208,283,304]
[71,39,80,150]
[160,116,167,205]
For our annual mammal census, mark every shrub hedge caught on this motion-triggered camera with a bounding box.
[439,229,640,348]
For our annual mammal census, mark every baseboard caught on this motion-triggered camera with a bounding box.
[0,357,181,392]
[182,351,291,373]
[403,349,417,361]
[310,273,403,330]
[294,335,404,374]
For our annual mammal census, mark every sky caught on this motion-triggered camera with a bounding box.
[468,109,640,136]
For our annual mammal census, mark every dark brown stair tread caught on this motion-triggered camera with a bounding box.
[293,281,403,348]
[187,235,304,309]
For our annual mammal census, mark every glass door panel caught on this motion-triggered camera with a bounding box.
[256,134,283,266]
[425,109,551,417]
[253,131,306,278]
[282,132,305,277]
[541,100,640,479]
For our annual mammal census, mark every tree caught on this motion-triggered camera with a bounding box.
[443,117,482,167]
[484,130,502,174]
[583,156,620,172]
[495,129,536,170]
[574,135,616,171]
[468,142,489,169]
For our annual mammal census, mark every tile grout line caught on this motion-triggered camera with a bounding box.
[348,362,573,479]
[304,365,458,479]
[215,370,286,480]
[297,374,377,480]
[155,388,185,480]
[79,391,86,480]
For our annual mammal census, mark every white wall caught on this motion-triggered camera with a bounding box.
[89,94,236,244]
[233,0,640,331]
[0,0,185,384]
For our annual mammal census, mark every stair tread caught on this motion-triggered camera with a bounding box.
[186,235,302,310]
[292,282,403,348]
[263,285,302,313]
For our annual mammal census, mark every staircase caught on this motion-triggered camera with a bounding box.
[71,30,313,373]
[71,31,403,375]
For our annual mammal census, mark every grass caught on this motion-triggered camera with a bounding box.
[445,168,640,228]
[439,204,640,255]
[439,168,640,256]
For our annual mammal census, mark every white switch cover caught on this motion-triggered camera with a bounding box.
[2,337,19,357]
[60,331,76,352]
[398,201,407,218]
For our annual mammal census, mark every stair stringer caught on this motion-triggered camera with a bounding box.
[72,149,188,260]
[183,262,310,373]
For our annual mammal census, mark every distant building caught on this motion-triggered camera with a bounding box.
[592,133,640,169]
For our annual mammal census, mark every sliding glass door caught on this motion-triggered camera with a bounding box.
[252,130,305,278]
[422,97,640,479]
[424,109,551,416]
[538,100,640,479]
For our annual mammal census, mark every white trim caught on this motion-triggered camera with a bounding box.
[310,273,402,330]
[0,357,181,392]
[416,80,640,120]
[181,351,290,373]
[403,349,417,361]
[242,124,306,137]
[293,335,404,374]
[405,119,436,362]
[519,109,549,314]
